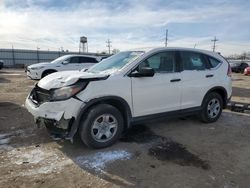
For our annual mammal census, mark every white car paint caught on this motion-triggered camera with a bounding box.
[25,47,232,140]
[38,70,109,90]
[26,54,101,80]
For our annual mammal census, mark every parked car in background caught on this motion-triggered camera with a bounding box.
[244,67,250,75]
[231,62,249,73]
[26,55,101,79]
[25,48,232,148]
[0,60,4,69]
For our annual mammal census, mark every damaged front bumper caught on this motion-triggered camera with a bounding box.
[25,96,84,140]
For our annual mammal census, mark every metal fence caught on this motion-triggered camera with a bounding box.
[0,48,105,67]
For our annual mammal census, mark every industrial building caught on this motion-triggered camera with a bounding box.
[0,48,105,68]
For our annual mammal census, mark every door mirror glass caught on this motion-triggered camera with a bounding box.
[130,67,155,77]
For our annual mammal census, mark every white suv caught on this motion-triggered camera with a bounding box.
[26,54,101,79]
[25,47,232,148]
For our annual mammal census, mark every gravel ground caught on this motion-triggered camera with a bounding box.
[0,69,250,188]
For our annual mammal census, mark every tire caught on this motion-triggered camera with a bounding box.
[79,104,124,148]
[42,70,56,78]
[200,92,223,123]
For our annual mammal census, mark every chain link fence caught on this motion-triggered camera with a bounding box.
[0,48,104,68]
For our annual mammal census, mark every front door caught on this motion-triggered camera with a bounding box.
[131,51,182,117]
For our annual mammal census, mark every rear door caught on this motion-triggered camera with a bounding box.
[179,51,216,109]
[131,51,182,117]
[79,56,98,70]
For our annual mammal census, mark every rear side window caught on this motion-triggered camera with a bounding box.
[208,57,221,68]
[180,51,206,71]
[79,57,98,63]
[139,51,176,73]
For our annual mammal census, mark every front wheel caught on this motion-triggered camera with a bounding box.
[79,104,124,148]
[200,92,223,123]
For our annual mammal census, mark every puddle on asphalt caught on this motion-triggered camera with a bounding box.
[121,124,210,170]
[148,140,210,170]
[120,124,159,143]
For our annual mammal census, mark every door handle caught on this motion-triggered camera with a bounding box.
[170,78,181,82]
[206,74,214,78]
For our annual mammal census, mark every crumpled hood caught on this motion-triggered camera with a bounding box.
[28,62,51,68]
[38,71,108,90]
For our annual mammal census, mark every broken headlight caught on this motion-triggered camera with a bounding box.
[51,82,88,101]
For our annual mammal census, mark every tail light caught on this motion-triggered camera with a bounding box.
[217,53,232,77]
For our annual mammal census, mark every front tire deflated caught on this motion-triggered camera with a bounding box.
[79,104,124,148]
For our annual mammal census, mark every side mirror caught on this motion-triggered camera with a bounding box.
[129,67,155,77]
[62,61,68,65]
[81,68,88,72]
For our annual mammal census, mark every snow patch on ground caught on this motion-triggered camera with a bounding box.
[0,137,10,145]
[0,133,12,140]
[75,150,132,171]
[0,133,13,151]
[0,144,13,151]
[0,129,36,151]
[10,148,47,165]
[21,159,72,176]
[7,147,73,176]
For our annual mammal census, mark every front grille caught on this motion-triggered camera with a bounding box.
[30,85,51,105]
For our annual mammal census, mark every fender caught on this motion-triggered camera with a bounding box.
[41,69,57,77]
[67,96,132,142]
[202,86,228,108]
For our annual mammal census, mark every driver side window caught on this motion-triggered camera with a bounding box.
[139,51,175,73]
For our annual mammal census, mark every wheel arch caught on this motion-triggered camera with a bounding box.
[68,96,132,142]
[202,86,228,109]
[41,69,57,78]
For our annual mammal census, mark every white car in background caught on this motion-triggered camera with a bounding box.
[26,55,101,79]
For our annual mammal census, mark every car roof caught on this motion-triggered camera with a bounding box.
[149,47,217,55]
[61,54,98,58]
[129,47,219,56]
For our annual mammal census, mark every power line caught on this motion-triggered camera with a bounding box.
[165,29,168,47]
[106,39,112,54]
[211,36,219,52]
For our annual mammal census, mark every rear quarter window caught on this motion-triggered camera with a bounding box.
[208,57,221,68]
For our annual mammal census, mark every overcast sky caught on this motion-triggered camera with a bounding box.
[0,0,250,55]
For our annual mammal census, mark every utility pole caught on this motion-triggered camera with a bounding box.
[12,44,15,66]
[194,43,197,48]
[211,36,219,52]
[106,39,112,54]
[37,47,40,63]
[165,29,168,47]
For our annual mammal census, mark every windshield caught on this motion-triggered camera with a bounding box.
[51,55,70,64]
[87,51,144,73]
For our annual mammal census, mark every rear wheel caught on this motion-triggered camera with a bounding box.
[200,92,223,123]
[79,104,124,148]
